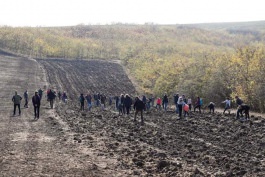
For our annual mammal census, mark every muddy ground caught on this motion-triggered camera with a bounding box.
[0,55,265,176]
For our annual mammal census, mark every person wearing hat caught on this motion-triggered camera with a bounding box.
[32,91,41,119]
[12,91,22,116]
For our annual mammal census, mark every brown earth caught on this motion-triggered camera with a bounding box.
[0,55,265,176]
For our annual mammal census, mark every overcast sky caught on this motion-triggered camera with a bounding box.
[0,0,264,27]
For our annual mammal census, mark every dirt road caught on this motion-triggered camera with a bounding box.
[0,56,119,176]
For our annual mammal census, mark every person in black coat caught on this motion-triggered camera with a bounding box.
[124,94,132,115]
[79,93,85,111]
[208,102,215,113]
[162,93,169,111]
[134,97,145,123]
[32,91,41,119]
[240,104,250,119]
[47,89,56,109]
[235,96,244,118]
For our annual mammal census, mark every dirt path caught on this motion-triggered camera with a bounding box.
[0,56,114,176]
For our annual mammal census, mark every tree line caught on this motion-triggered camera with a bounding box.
[1,23,265,111]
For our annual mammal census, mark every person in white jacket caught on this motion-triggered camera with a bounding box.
[222,97,231,114]
[177,96,184,118]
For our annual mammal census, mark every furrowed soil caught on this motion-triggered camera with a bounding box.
[0,55,265,176]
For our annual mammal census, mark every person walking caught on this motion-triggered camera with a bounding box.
[134,97,145,124]
[12,91,22,116]
[183,104,189,118]
[163,93,169,111]
[32,91,41,119]
[235,96,244,118]
[222,97,231,114]
[174,93,179,113]
[38,88,43,100]
[187,97,192,111]
[194,97,202,113]
[156,97,162,110]
[177,96,184,118]
[120,94,125,114]
[150,94,154,108]
[108,94,113,107]
[142,95,147,111]
[24,90,28,108]
[85,93,92,111]
[115,95,119,111]
[100,94,106,110]
[62,91,68,103]
[79,93,85,111]
[124,94,132,115]
[47,89,56,109]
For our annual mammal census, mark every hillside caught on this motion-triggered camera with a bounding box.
[0,53,264,176]
[1,22,265,111]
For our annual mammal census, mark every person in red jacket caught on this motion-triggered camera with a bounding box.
[32,91,41,119]
[156,97,162,110]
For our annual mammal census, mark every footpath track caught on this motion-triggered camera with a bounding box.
[0,56,111,176]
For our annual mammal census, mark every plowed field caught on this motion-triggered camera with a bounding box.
[0,55,265,176]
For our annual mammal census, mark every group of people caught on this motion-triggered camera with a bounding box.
[12,87,251,122]
[12,89,42,119]
[75,92,250,122]
[11,88,58,119]
[77,93,145,123]
[84,91,249,122]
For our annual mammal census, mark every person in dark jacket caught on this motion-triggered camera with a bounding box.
[133,97,145,123]
[120,94,125,114]
[97,93,101,107]
[194,97,201,113]
[62,91,68,103]
[235,96,244,118]
[24,90,28,108]
[100,94,107,110]
[163,93,169,111]
[174,93,179,113]
[85,93,92,111]
[115,96,119,110]
[108,94,113,106]
[79,93,85,111]
[124,94,132,115]
[142,95,147,111]
[12,91,22,116]
[38,88,43,100]
[240,104,250,119]
[146,97,151,111]
[47,89,56,109]
[208,102,215,113]
[32,91,41,119]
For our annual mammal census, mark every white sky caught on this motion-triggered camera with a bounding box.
[0,0,264,27]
